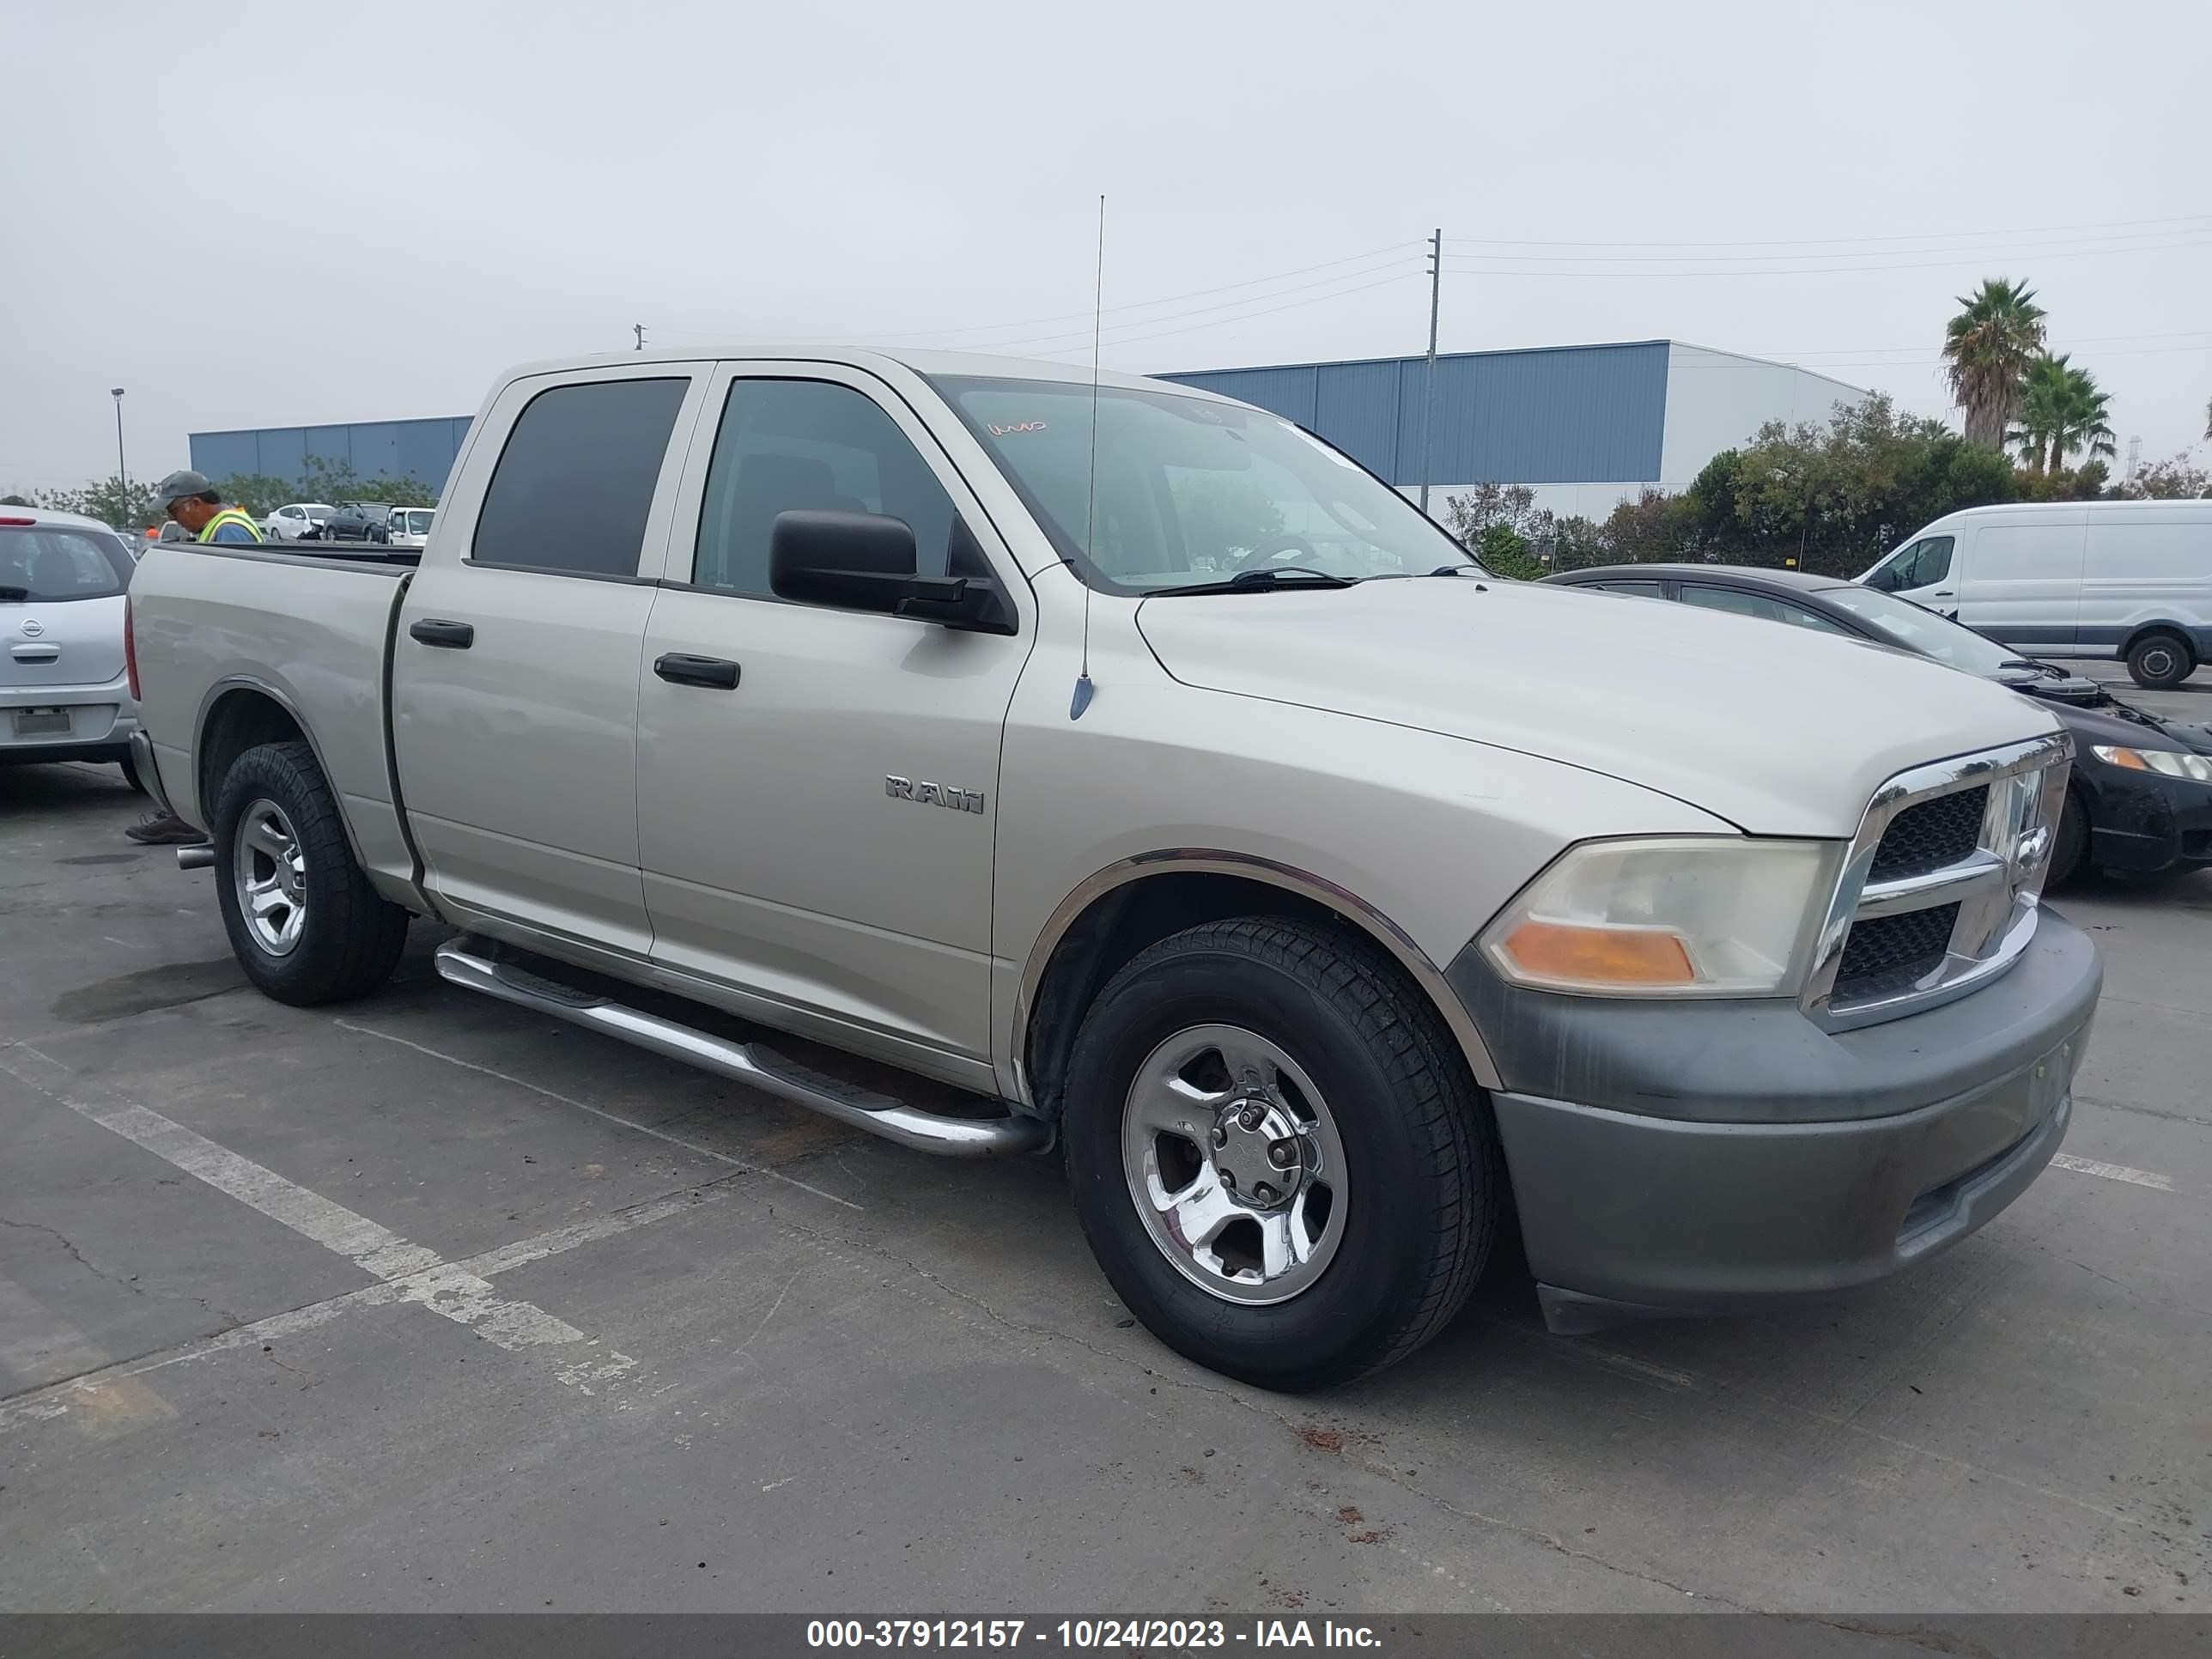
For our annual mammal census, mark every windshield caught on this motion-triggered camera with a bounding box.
[1816,584,2018,674]
[933,375,1478,592]
[0,527,134,601]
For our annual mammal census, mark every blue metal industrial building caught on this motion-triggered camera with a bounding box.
[1157,341,1865,518]
[188,416,476,495]
[190,341,1861,519]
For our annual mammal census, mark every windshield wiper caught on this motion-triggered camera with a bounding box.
[1147,568,1361,597]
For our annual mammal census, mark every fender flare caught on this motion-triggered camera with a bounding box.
[1012,848,1504,1103]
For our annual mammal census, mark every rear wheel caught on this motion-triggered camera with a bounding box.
[1062,916,1497,1391]
[213,740,410,1006]
[2126,631,2193,690]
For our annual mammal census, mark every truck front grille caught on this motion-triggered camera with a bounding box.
[1805,736,2072,1029]
[1835,902,1960,1001]
[1867,787,1988,883]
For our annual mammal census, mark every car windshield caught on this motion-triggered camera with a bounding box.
[1816,584,2019,674]
[0,527,134,601]
[933,375,1479,593]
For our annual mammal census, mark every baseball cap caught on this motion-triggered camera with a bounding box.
[149,469,215,504]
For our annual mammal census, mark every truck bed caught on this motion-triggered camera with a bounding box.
[129,540,422,904]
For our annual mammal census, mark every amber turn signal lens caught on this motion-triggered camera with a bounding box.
[1503,921,1696,986]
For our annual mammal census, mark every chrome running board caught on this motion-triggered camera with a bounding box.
[433,938,1051,1159]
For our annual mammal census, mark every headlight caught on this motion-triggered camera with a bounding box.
[2091,744,2212,783]
[1480,837,1838,998]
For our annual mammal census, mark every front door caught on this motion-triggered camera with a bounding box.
[635,365,1033,1073]
[393,366,708,953]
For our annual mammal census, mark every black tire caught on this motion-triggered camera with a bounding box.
[1062,916,1497,1392]
[2125,631,2193,690]
[118,752,147,794]
[213,739,409,1006]
[2049,787,2088,887]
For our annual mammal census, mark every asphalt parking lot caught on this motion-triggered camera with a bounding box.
[3,667,2209,1615]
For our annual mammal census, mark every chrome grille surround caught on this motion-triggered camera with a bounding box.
[1802,732,2073,1031]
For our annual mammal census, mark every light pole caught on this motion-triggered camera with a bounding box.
[110,388,127,495]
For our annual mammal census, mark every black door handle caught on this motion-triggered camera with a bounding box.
[654,653,741,690]
[409,618,476,649]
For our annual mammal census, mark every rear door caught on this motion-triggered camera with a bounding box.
[393,365,709,953]
[632,364,1033,1073]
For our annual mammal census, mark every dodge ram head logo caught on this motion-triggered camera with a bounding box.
[885,775,986,815]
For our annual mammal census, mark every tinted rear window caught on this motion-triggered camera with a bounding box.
[0,527,134,600]
[472,378,690,577]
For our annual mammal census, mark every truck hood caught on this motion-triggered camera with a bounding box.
[1134,578,2060,837]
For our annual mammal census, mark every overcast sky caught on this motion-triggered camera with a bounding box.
[5,0,2207,489]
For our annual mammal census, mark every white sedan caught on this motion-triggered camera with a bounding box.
[264,502,336,541]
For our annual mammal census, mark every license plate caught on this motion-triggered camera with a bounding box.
[12,708,70,737]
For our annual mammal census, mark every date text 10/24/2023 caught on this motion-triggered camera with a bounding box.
[805,1620,1384,1650]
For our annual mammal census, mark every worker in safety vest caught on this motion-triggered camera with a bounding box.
[150,469,263,544]
[123,472,264,844]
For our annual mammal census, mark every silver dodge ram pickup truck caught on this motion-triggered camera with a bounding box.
[128,347,2101,1390]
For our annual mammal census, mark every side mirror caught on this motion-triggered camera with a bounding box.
[770,510,1015,635]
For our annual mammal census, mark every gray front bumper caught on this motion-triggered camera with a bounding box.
[1450,911,2102,1327]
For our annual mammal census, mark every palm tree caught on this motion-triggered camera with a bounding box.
[2010,355,2116,475]
[1942,278,2046,448]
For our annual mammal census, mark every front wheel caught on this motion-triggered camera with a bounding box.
[2049,788,2089,887]
[213,739,410,1006]
[1062,917,1498,1391]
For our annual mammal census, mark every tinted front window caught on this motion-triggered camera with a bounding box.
[1679,584,1788,622]
[1873,535,1954,590]
[690,379,957,598]
[934,375,1474,592]
[1595,580,1662,597]
[473,377,689,576]
[0,528,134,600]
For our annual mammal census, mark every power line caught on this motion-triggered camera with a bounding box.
[1441,210,2212,252]
[1436,227,2212,267]
[1441,235,2212,279]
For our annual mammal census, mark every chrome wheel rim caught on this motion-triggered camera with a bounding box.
[2141,645,2178,680]
[234,798,307,957]
[1121,1024,1348,1305]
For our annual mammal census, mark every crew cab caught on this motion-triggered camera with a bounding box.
[125,348,2103,1390]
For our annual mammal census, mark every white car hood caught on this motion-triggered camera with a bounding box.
[1134,578,2059,837]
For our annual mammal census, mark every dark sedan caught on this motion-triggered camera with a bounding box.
[1544,563,2212,883]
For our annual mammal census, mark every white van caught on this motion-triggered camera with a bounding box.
[1858,500,2212,688]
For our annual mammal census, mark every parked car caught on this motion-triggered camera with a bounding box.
[1856,500,2212,690]
[322,501,392,543]
[385,506,435,550]
[264,502,337,542]
[2,505,146,789]
[126,348,2100,1390]
[1545,563,2212,884]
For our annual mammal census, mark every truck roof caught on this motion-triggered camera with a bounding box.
[497,344,1235,400]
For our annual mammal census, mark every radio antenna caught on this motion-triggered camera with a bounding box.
[1070,192,1105,721]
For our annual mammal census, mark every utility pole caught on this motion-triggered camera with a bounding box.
[110,388,127,495]
[633,324,647,351]
[1418,228,1441,515]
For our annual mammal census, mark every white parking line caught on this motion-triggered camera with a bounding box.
[2051,1152,2175,1191]
[334,1018,863,1210]
[0,1042,629,1414]
[0,1178,751,1432]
